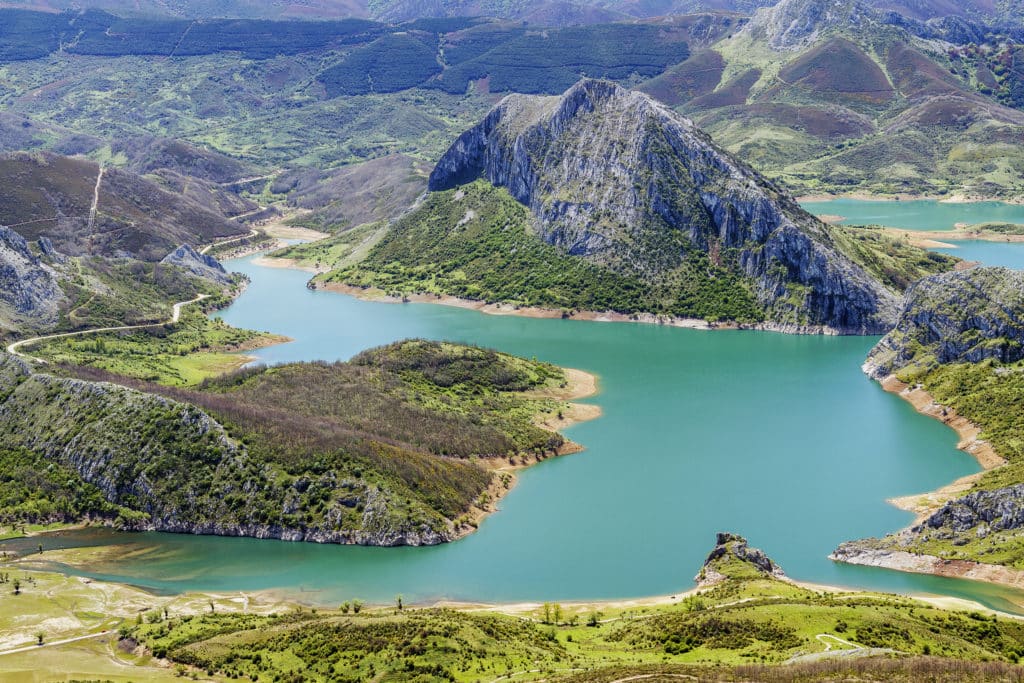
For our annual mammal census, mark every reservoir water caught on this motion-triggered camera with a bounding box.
[799,198,1024,231]
[11,201,1024,614]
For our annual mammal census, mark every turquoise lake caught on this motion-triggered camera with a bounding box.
[10,201,1024,613]
[799,198,1024,231]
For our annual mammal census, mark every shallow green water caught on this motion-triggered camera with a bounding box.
[800,199,1024,231]
[11,253,1024,614]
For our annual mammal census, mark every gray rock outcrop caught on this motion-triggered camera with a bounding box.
[0,226,65,331]
[160,244,232,285]
[429,79,899,333]
[695,531,787,586]
[864,267,1024,379]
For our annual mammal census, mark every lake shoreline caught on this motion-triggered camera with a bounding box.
[797,192,1024,205]
[452,366,602,541]
[312,281,857,336]
[829,372,1021,591]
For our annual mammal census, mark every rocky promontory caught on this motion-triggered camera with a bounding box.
[838,266,1024,584]
[0,226,65,333]
[160,244,233,285]
[695,532,787,586]
[426,79,910,332]
[864,267,1024,379]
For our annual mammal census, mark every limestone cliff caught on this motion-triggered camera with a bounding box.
[427,79,900,333]
[864,267,1024,379]
[0,226,65,333]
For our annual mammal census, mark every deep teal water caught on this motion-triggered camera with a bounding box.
[799,199,1024,231]
[12,248,1024,613]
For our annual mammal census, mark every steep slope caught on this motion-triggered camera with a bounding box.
[864,267,1024,379]
[0,152,246,260]
[837,267,1024,577]
[0,226,65,333]
[274,154,430,232]
[328,79,939,333]
[0,340,587,545]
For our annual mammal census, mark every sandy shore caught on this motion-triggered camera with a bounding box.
[879,375,1005,523]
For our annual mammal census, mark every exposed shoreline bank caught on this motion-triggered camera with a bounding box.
[312,281,856,336]
[452,366,602,540]
[829,371,1019,590]
[878,375,1005,523]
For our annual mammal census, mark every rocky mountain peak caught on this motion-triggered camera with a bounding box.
[160,244,232,285]
[864,267,1024,379]
[743,0,875,50]
[428,78,899,333]
[695,532,787,586]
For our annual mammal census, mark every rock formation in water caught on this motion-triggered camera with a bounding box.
[695,532,787,586]
[427,79,901,333]
[864,266,1024,379]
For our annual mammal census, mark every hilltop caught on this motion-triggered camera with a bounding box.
[317,79,956,333]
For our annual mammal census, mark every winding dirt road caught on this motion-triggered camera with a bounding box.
[5,294,209,364]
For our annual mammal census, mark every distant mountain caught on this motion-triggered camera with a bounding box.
[641,0,1024,197]
[322,79,957,333]
[2,0,1018,25]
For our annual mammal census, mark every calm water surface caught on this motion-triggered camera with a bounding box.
[10,201,1024,613]
[800,199,1024,231]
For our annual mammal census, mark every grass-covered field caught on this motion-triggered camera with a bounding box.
[4,538,1023,682]
[30,306,285,386]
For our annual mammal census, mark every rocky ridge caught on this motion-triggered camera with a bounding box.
[835,267,1024,582]
[740,0,876,50]
[695,532,787,586]
[429,79,900,333]
[864,267,1024,379]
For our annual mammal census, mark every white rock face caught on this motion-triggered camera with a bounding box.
[429,78,899,333]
